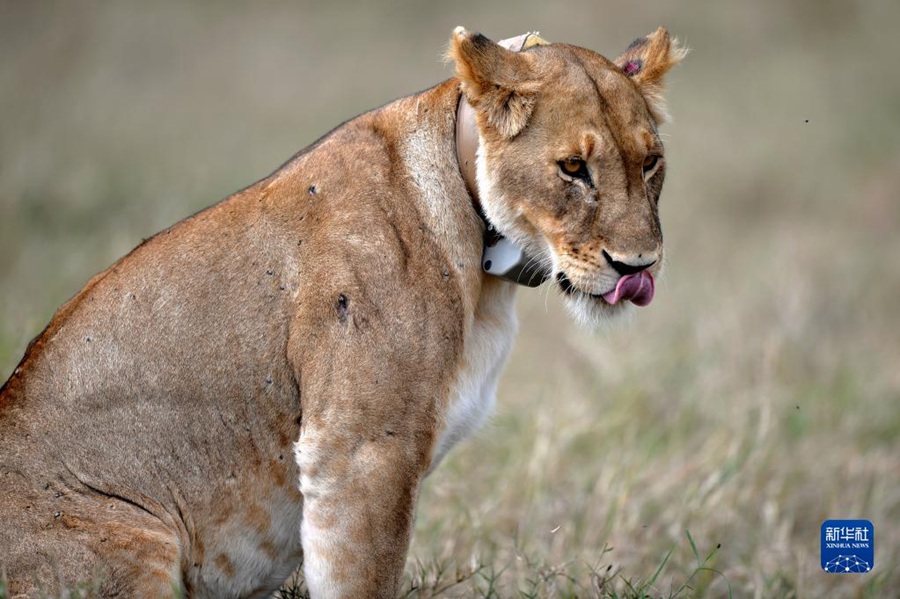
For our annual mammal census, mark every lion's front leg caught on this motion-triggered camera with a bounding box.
[295,424,429,599]
[288,256,462,597]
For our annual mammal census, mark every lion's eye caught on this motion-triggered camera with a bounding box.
[642,154,661,178]
[558,158,589,180]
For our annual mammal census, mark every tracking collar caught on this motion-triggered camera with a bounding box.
[455,32,552,288]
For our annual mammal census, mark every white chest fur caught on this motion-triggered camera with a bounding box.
[429,282,518,471]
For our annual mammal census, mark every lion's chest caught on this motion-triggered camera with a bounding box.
[429,285,518,470]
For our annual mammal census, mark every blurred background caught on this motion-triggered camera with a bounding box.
[1,1,898,596]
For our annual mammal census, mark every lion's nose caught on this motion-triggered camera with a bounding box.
[602,250,657,276]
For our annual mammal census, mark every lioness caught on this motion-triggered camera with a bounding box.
[0,27,685,598]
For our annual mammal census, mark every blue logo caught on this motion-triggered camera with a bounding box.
[821,520,874,573]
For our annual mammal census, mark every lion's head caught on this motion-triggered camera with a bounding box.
[450,27,687,326]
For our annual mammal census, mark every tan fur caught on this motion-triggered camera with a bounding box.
[0,27,684,598]
[613,27,689,123]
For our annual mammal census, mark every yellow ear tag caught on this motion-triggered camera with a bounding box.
[523,32,550,48]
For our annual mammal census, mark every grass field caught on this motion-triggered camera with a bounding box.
[1,1,898,597]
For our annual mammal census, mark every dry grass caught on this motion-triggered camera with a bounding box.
[1,1,898,598]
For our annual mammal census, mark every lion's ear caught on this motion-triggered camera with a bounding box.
[614,27,688,123]
[449,26,539,138]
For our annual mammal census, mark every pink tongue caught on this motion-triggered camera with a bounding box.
[602,271,655,306]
